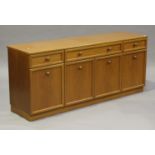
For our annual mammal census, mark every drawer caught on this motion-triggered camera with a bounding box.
[65,44,121,61]
[105,44,122,55]
[124,40,146,51]
[30,52,64,68]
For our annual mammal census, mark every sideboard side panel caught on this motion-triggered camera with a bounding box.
[8,48,31,114]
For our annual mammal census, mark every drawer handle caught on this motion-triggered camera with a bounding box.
[107,47,112,52]
[78,66,83,70]
[45,56,50,62]
[133,55,137,59]
[133,42,139,47]
[107,60,112,64]
[77,52,83,57]
[45,71,51,76]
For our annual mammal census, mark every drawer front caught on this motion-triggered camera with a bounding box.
[65,44,121,61]
[124,40,146,51]
[30,52,64,68]
[105,44,122,55]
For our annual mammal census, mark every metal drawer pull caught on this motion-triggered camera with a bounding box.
[107,60,112,64]
[78,66,83,70]
[45,71,51,76]
[45,56,50,62]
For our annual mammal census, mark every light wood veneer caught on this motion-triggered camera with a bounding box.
[8,32,147,121]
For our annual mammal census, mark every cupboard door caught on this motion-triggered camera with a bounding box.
[65,60,93,105]
[122,52,145,91]
[95,56,121,97]
[30,65,64,114]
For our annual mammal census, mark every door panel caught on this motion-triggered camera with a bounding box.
[30,65,64,114]
[65,60,93,105]
[95,56,120,97]
[122,52,145,90]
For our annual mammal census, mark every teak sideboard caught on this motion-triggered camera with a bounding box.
[8,32,147,121]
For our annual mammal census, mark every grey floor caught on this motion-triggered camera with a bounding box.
[0,25,155,130]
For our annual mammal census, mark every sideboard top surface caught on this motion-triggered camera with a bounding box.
[8,32,147,54]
